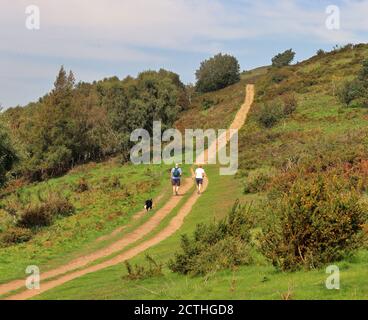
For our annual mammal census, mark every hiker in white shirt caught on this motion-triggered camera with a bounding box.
[194,165,205,195]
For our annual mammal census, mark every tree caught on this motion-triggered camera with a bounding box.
[0,125,17,187]
[195,53,240,93]
[272,49,296,67]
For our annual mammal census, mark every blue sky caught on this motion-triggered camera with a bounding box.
[0,0,367,108]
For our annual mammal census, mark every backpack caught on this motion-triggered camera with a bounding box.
[173,168,181,178]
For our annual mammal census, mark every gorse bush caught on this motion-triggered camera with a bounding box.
[124,254,163,280]
[168,201,253,276]
[256,100,284,128]
[282,93,298,115]
[0,227,33,246]
[195,53,240,93]
[75,178,89,193]
[338,59,368,108]
[259,176,367,271]
[17,193,75,228]
[243,168,274,194]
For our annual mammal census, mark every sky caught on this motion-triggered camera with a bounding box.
[0,0,367,108]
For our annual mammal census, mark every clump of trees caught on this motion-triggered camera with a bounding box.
[195,53,240,93]
[272,49,295,67]
[3,67,188,182]
[338,59,368,108]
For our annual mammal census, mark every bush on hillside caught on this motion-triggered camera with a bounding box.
[168,201,253,276]
[74,178,89,193]
[338,59,368,108]
[195,54,240,93]
[124,254,163,280]
[256,100,284,128]
[272,49,296,68]
[243,168,275,194]
[282,93,298,115]
[0,227,33,246]
[17,194,75,228]
[259,176,367,271]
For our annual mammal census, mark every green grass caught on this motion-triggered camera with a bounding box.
[3,44,368,300]
[0,160,174,283]
[34,166,368,300]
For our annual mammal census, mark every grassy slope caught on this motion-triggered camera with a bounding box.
[36,45,368,300]
[4,46,368,299]
[0,160,172,283]
[35,165,368,300]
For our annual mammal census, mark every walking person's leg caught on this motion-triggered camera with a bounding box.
[172,179,176,196]
[176,179,180,195]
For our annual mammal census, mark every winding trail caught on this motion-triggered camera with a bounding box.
[2,84,254,300]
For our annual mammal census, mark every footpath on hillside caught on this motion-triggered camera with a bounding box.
[1,84,255,300]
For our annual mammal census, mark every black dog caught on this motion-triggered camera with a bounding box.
[144,199,153,212]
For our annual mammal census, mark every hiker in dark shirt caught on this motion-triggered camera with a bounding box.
[171,163,182,196]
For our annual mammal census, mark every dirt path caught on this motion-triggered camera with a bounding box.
[3,84,255,300]
[0,179,192,296]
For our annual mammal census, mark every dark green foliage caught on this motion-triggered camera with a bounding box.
[4,67,188,182]
[195,53,240,93]
[338,59,368,108]
[272,49,295,67]
[0,227,33,246]
[256,100,284,128]
[201,98,216,110]
[124,254,163,280]
[0,125,17,187]
[168,201,253,276]
[259,176,367,271]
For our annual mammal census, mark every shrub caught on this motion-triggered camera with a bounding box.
[271,70,290,84]
[338,79,363,107]
[282,93,298,115]
[259,176,367,271]
[201,98,215,110]
[17,205,54,228]
[124,254,163,280]
[195,53,240,93]
[316,49,325,56]
[272,49,296,67]
[243,169,274,194]
[75,178,89,193]
[17,194,74,228]
[256,100,284,128]
[168,201,253,276]
[0,227,33,246]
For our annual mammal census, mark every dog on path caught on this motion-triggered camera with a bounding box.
[144,199,153,212]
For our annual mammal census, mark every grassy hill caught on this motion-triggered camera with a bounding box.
[1,44,368,300]
[0,160,171,283]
